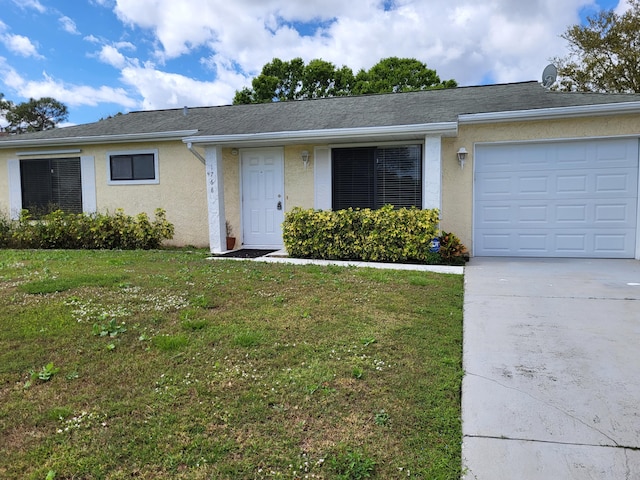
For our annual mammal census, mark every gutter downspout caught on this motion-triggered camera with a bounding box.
[186,142,206,164]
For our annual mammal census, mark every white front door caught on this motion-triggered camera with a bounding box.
[241,148,285,248]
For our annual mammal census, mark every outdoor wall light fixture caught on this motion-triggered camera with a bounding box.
[301,150,310,169]
[457,147,468,170]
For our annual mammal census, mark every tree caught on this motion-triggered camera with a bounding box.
[352,57,457,95]
[234,58,354,104]
[0,94,11,132]
[4,97,69,133]
[553,0,640,93]
[233,57,456,104]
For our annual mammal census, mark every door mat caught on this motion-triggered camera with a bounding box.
[216,249,277,259]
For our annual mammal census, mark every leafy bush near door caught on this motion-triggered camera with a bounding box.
[0,208,174,249]
[283,205,467,264]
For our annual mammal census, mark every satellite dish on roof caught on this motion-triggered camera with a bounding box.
[541,64,557,88]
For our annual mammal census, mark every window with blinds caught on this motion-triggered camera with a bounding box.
[20,158,82,216]
[332,145,422,210]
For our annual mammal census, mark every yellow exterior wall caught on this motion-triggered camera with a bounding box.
[0,140,210,247]
[284,144,316,211]
[441,113,640,253]
[95,141,208,247]
[222,148,241,244]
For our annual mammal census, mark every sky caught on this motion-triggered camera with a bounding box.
[0,0,631,127]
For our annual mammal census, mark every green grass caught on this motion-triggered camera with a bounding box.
[0,249,464,479]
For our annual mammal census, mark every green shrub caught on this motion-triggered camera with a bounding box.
[4,208,174,250]
[0,211,12,248]
[283,205,443,263]
[439,231,468,262]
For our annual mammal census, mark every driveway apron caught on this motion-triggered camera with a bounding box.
[462,258,640,479]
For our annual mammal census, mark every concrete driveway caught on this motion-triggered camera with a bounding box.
[462,258,640,479]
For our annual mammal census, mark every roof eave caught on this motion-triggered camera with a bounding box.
[459,101,640,125]
[183,122,459,146]
[0,129,200,149]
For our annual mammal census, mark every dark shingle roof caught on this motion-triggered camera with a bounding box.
[2,81,639,144]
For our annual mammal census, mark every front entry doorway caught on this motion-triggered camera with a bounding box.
[241,148,285,248]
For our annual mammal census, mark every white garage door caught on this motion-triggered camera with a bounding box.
[474,138,639,258]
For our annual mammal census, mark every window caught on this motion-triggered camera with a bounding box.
[107,150,159,184]
[332,145,422,210]
[20,158,83,215]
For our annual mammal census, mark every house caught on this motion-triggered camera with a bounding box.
[1,81,639,259]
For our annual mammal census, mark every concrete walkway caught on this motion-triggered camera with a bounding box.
[462,258,640,479]
[209,252,464,275]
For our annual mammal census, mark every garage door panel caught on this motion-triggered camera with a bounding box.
[474,138,638,258]
[475,228,635,257]
[595,140,635,164]
[596,172,634,193]
[519,175,550,194]
[476,168,637,200]
[477,198,636,228]
[477,139,638,173]
[556,174,588,194]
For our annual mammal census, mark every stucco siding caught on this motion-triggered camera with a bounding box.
[94,141,208,247]
[222,148,241,245]
[284,145,316,212]
[0,141,210,247]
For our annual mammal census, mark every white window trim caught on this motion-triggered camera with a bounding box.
[106,148,159,185]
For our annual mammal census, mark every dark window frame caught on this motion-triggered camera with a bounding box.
[107,150,159,184]
[331,145,423,210]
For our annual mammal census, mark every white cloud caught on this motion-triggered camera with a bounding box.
[84,34,101,44]
[59,16,80,35]
[0,59,138,109]
[115,41,136,51]
[119,64,233,110]
[98,45,128,69]
[1,33,44,59]
[614,0,634,13]
[108,0,595,90]
[12,0,46,13]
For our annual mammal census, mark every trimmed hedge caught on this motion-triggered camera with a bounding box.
[1,208,174,250]
[282,205,446,263]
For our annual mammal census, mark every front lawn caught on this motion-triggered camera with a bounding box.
[0,249,463,479]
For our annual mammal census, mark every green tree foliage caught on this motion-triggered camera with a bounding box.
[233,57,456,104]
[553,0,640,93]
[0,93,10,115]
[2,96,69,133]
[0,94,11,132]
[352,57,457,94]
